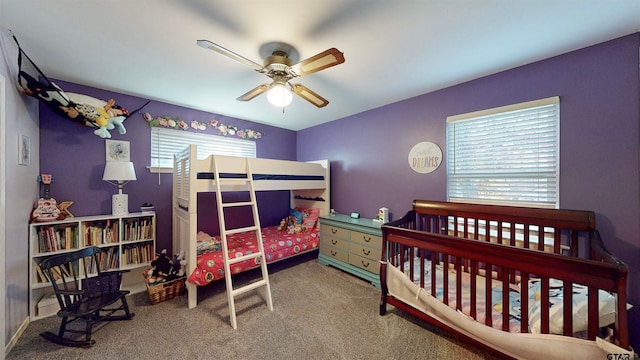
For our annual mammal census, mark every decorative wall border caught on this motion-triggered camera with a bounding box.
[142,112,261,140]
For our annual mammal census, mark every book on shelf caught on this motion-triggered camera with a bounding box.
[84,220,120,246]
[35,264,47,283]
[37,224,78,253]
[124,217,153,242]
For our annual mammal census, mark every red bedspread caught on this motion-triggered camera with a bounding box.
[188,226,319,285]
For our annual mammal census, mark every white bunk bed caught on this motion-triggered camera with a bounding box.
[172,144,330,310]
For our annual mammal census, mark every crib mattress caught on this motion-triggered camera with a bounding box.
[188,226,319,285]
[386,264,633,360]
[401,258,623,335]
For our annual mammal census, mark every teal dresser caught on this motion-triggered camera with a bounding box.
[318,214,382,288]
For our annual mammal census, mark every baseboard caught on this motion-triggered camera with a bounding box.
[4,316,29,358]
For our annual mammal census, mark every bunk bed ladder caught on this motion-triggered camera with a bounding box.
[213,156,274,329]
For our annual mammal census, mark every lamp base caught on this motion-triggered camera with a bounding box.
[112,193,129,216]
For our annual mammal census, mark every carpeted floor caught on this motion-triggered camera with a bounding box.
[7,253,503,360]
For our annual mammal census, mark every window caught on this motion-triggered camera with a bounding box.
[446,97,559,208]
[150,127,256,172]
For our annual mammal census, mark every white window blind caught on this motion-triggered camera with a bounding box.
[150,127,256,170]
[446,97,559,208]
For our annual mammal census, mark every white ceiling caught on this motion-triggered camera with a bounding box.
[1,1,639,131]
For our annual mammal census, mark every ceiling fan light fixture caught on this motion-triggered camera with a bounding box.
[267,84,293,107]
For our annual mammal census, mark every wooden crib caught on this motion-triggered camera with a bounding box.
[380,200,631,359]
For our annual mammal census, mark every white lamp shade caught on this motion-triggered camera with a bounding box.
[103,161,137,181]
[267,84,293,107]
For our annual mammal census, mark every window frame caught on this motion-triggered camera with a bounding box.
[446,96,560,209]
[149,127,256,173]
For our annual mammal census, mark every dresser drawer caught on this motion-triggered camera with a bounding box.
[321,235,349,251]
[321,246,349,263]
[321,225,349,239]
[350,243,381,262]
[349,253,379,274]
[350,230,381,248]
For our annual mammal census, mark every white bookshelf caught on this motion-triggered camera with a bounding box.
[29,212,155,320]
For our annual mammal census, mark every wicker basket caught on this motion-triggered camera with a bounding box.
[143,271,186,305]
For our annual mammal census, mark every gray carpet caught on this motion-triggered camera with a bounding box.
[8,253,502,360]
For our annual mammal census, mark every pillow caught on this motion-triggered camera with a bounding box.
[527,278,628,334]
[196,231,221,255]
[289,208,303,224]
[296,207,320,230]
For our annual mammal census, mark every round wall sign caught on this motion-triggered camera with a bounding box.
[408,141,442,174]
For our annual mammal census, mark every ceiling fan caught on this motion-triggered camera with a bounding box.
[197,40,345,108]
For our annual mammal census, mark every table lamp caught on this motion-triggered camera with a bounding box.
[102,161,137,215]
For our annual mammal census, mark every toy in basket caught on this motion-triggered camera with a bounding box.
[143,250,186,305]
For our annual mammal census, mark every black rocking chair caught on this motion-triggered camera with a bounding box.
[38,246,135,347]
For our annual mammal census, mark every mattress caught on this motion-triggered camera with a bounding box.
[188,226,319,285]
[401,258,626,335]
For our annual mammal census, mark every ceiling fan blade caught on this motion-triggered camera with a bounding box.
[290,48,345,77]
[237,84,269,101]
[197,40,264,72]
[290,84,329,108]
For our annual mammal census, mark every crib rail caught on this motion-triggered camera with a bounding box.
[380,201,629,350]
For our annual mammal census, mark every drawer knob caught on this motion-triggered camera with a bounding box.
[331,229,338,234]
[331,239,338,245]
[361,260,370,268]
[330,250,337,256]
[363,236,371,242]
[362,249,370,256]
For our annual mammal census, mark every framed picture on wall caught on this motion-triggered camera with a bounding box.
[105,140,130,162]
[18,134,30,166]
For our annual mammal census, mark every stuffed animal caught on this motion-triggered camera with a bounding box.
[169,251,187,278]
[277,217,289,232]
[148,249,173,283]
[278,214,301,232]
[287,223,307,234]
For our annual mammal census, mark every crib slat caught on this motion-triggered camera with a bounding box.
[443,255,449,305]
[538,230,545,251]
[419,248,425,289]
[455,257,462,311]
[541,278,550,334]
[484,219,490,242]
[470,259,477,320]
[524,224,530,249]
[520,272,529,333]
[587,285,598,340]
[485,263,492,327]
[554,228,561,253]
[509,222,516,247]
[430,251,437,297]
[563,280,573,336]
[571,230,578,257]
[501,267,509,331]
[409,247,415,282]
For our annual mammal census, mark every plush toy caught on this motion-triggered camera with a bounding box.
[148,249,173,283]
[287,223,307,234]
[169,251,187,278]
[277,217,289,232]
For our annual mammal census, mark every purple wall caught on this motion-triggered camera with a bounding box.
[298,33,640,349]
[39,80,297,253]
